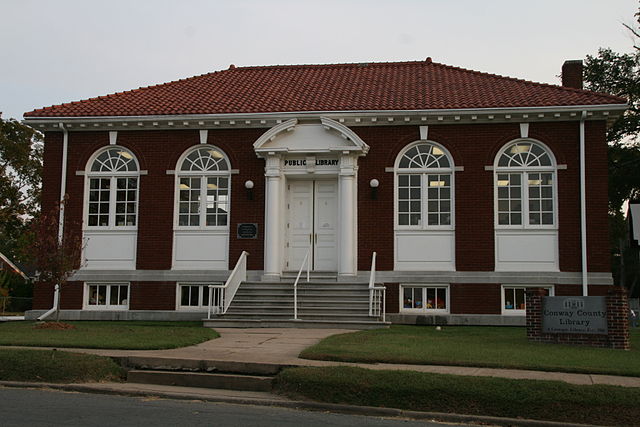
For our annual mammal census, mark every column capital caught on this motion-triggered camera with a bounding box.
[265,153,282,177]
[339,153,358,176]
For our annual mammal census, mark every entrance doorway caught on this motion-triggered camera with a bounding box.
[285,179,338,272]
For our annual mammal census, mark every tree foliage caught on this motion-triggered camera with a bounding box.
[583,9,640,292]
[0,117,43,261]
[22,202,83,319]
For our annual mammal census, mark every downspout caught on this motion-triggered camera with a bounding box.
[58,122,69,244]
[580,111,588,296]
[39,123,68,321]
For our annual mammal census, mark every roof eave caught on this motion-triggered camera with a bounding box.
[23,104,628,131]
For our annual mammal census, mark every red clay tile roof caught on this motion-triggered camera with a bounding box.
[24,60,626,118]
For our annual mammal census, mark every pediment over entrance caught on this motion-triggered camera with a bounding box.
[253,117,369,155]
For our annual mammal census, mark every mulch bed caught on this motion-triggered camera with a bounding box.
[34,322,76,330]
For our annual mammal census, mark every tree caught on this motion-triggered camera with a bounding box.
[583,10,640,292]
[22,201,83,321]
[0,116,43,262]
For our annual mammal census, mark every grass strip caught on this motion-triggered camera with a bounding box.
[274,366,640,426]
[301,326,640,377]
[0,321,219,350]
[0,349,123,383]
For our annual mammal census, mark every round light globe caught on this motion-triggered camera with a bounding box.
[369,179,379,188]
[244,180,254,189]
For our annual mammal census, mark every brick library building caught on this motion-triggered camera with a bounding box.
[24,59,627,327]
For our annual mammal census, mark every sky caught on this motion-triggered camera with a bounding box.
[1,0,638,121]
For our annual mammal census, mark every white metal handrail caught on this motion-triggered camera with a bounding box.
[368,251,386,322]
[293,246,311,320]
[208,251,249,319]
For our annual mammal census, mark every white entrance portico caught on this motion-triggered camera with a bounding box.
[254,118,369,278]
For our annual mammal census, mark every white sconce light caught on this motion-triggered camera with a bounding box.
[245,180,254,200]
[370,178,379,200]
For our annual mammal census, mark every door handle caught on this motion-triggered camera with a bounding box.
[315,233,317,244]
[309,234,312,244]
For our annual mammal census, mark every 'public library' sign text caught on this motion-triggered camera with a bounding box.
[542,296,607,334]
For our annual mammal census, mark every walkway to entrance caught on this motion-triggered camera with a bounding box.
[37,328,640,388]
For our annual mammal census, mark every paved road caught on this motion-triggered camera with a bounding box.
[1,387,468,427]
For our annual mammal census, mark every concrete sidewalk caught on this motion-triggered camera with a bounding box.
[18,327,640,388]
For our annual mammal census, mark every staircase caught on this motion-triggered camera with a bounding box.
[203,279,389,329]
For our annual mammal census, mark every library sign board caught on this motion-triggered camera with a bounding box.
[542,296,607,334]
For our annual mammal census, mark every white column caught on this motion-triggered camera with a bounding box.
[263,154,282,278]
[339,154,357,276]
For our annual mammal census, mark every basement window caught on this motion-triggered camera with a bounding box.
[400,285,449,313]
[177,283,223,311]
[85,283,129,310]
[501,285,553,315]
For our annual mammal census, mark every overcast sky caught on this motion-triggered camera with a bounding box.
[1,0,637,120]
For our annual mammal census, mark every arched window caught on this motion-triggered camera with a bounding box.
[494,140,556,227]
[395,141,454,228]
[176,146,231,227]
[86,147,139,228]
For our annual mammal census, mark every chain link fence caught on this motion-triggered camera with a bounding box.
[0,296,33,314]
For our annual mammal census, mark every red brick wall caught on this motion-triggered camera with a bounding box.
[32,281,83,310]
[450,283,502,314]
[129,281,176,310]
[43,129,267,271]
[35,120,611,311]
[355,121,609,273]
[555,284,612,296]
[385,283,400,313]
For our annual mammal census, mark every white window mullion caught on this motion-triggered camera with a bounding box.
[521,172,528,227]
[421,174,427,230]
[200,175,207,228]
[109,176,117,228]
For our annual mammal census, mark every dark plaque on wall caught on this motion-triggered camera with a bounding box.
[237,223,258,239]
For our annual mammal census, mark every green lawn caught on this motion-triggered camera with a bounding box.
[300,325,640,376]
[0,349,124,383]
[274,366,640,426]
[0,321,218,350]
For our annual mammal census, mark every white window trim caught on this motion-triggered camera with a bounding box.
[393,140,456,231]
[399,284,450,314]
[493,139,558,230]
[174,145,232,231]
[501,284,554,316]
[83,282,130,310]
[83,146,140,231]
[175,282,221,311]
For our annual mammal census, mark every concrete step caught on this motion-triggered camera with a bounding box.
[226,307,370,315]
[203,318,390,329]
[220,312,374,321]
[235,289,370,297]
[120,356,284,376]
[127,370,273,392]
[230,301,370,307]
[241,282,369,288]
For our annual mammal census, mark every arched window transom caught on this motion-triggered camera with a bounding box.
[495,140,556,227]
[86,147,139,228]
[90,148,138,172]
[395,141,454,228]
[177,146,231,228]
[180,147,229,172]
[497,141,552,168]
[399,144,450,169]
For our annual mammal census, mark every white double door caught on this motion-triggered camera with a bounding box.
[285,179,338,272]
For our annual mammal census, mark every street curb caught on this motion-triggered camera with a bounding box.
[0,381,599,427]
